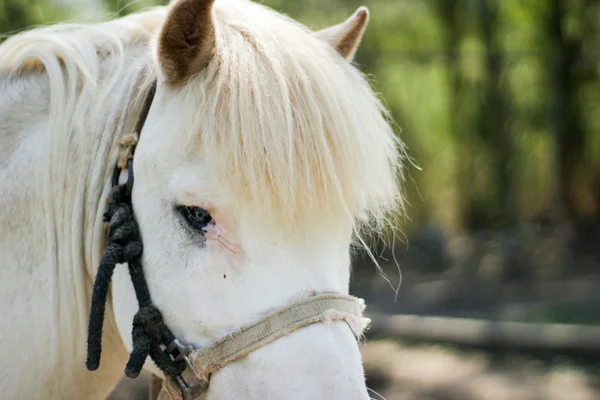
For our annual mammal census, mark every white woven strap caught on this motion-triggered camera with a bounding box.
[154,293,369,400]
[189,293,368,374]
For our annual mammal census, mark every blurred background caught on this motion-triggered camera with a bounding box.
[2,0,599,399]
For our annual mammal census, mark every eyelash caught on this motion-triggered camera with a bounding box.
[177,205,213,232]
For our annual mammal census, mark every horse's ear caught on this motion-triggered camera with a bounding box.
[157,0,217,84]
[314,7,370,61]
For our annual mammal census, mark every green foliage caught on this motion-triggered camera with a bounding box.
[0,0,72,34]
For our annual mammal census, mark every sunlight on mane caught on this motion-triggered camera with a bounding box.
[0,8,166,152]
[0,8,164,73]
[176,0,404,231]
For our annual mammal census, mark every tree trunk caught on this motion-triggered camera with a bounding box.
[437,0,471,231]
[547,0,587,224]
[478,0,515,228]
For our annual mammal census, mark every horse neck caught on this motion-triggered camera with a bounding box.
[0,43,153,397]
[46,48,153,284]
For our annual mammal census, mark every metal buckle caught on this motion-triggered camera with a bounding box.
[165,339,211,400]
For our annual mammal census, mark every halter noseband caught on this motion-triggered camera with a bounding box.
[86,82,369,400]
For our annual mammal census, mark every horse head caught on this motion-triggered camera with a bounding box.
[109,0,401,398]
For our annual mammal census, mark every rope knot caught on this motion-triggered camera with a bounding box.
[125,305,186,379]
[102,186,143,263]
[87,184,180,381]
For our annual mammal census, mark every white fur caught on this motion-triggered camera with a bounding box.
[0,1,402,399]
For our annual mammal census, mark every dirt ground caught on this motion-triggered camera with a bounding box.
[109,339,600,400]
[362,341,600,400]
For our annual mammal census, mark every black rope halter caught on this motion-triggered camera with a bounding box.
[85,82,186,379]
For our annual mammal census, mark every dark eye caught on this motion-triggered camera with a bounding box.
[177,205,213,232]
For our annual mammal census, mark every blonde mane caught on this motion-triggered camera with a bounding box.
[179,0,403,229]
[0,0,403,231]
[0,8,164,160]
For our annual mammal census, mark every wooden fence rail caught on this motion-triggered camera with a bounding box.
[366,313,600,356]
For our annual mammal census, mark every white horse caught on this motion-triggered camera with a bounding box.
[0,0,401,399]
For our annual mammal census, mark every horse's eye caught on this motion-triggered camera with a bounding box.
[177,205,213,232]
